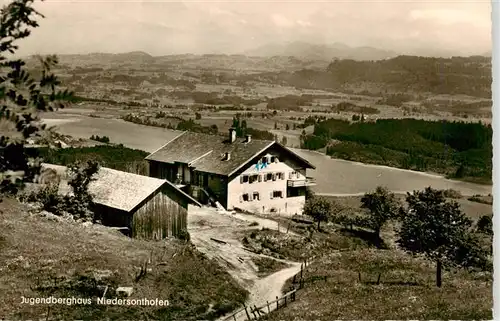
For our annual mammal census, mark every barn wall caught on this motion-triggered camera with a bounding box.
[132,185,189,240]
[93,204,133,236]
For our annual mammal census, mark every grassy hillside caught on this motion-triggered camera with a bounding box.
[0,199,248,320]
[245,192,492,320]
[301,118,492,184]
[263,248,491,320]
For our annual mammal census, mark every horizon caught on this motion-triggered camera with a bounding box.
[16,0,492,58]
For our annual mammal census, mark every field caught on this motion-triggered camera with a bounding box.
[0,198,248,320]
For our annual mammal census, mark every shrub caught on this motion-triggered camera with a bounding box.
[178,229,190,242]
[476,215,493,235]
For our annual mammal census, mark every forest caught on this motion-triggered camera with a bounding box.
[37,145,149,174]
[300,118,492,183]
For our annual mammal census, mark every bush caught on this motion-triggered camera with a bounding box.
[476,215,493,235]
[20,185,65,215]
[20,161,99,222]
[89,135,110,143]
[442,189,462,199]
[178,229,190,242]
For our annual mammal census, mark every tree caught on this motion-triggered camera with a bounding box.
[397,187,476,287]
[0,0,74,195]
[65,160,99,221]
[360,186,400,237]
[303,196,336,230]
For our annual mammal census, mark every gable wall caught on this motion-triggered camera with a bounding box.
[226,145,308,215]
[132,186,188,240]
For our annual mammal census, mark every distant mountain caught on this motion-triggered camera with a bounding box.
[243,41,398,61]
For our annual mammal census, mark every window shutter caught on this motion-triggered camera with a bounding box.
[240,176,244,184]
[239,195,243,203]
[281,172,285,180]
[270,191,273,199]
[272,173,276,181]
[275,157,279,163]
[258,175,262,182]
[249,193,253,201]
[289,172,292,179]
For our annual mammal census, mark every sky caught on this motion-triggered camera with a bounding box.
[14,0,493,57]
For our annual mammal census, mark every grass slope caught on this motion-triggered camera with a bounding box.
[0,199,248,320]
[244,194,491,320]
[264,248,492,320]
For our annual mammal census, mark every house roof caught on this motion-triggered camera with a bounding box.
[145,131,316,176]
[41,163,201,212]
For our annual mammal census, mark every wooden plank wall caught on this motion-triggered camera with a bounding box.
[132,188,188,240]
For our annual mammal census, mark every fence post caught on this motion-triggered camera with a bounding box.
[267,300,271,313]
[233,314,237,321]
[358,272,362,283]
[276,296,279,310]
[377,273,381,285]
[251,307,257,320]
[244,303,251,320]
[284,295,287,306]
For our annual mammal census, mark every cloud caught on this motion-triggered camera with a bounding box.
[13,0,491,57]
[271,14,294,28]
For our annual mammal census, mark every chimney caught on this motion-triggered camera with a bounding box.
[225,152,231,161]
[229,127,236,143]
[245,134,252,143]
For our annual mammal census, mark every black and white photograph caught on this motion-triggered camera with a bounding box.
[0,0,495,320]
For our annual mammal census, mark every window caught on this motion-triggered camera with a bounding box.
[242,193,249,201]
[249,174,258,184]
[270,156,275,163]
[277,172,285,180]
[258,175,262,182]
[265,173,273,181]
[253,192,260,201]
[241,175,249,183]
[272,173,277,181]
[272,190,283,198]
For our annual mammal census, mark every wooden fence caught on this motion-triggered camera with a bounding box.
[222,257,315,321]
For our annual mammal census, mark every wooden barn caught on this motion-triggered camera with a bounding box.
[41,163,201,239]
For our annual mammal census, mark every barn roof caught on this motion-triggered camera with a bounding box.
[41,163,201,212]
[145,131,315,176]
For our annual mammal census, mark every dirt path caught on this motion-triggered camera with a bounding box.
[187,206,301,320]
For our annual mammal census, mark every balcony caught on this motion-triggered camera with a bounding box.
[287,177,316,187]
